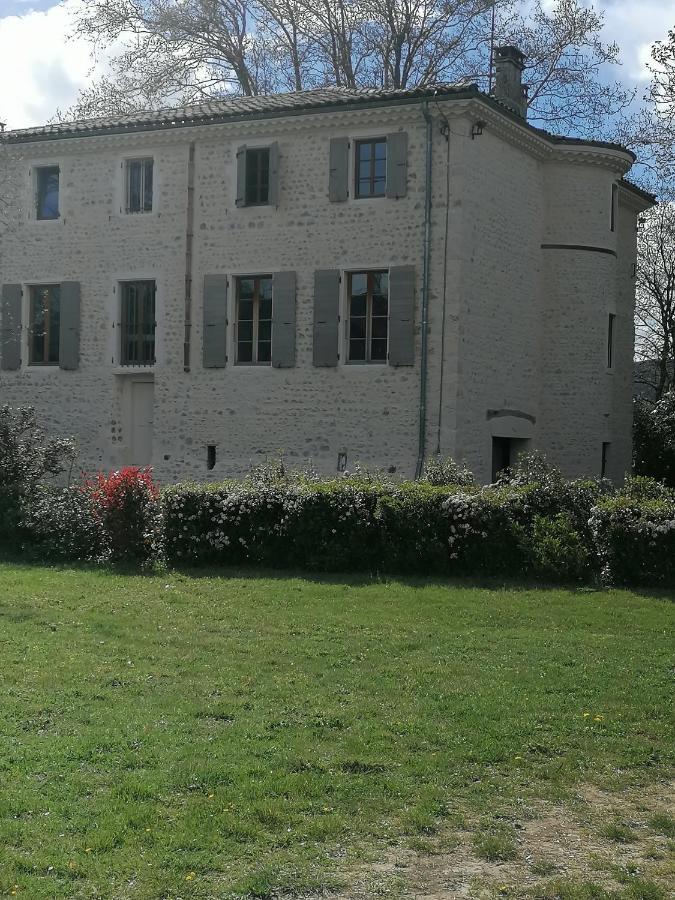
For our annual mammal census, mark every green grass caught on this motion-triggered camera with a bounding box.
[0,563,672,898]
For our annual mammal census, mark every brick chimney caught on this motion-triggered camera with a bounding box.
[493,46,527,119]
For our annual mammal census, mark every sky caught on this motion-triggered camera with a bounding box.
[0,0,673,130]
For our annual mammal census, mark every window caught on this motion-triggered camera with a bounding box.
[125,158,154,213]
[120,281,156,365]
[355,139,387,198]
[236,275,273,364]
[610,183,618,232]
[347,271,388,362]
[607,313,616,369]
[29,285,60,365]
[245,148,270,205]
[36,166,60,220]
[601,442,610,479]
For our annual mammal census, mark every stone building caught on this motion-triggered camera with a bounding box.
[0,48,654,484]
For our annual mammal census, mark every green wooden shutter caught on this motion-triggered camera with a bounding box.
[388,265,415,366]
[386,132,408,199]
[268,142,280,207]
[329,137,349,202]
[271,271,296,368]
[235,145,247,207]
[203,275,228,368]
[1,283,22,371]
[313,269,340,366]
[59,281,81,370]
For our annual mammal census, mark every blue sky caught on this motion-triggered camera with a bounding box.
[0,0,673,130]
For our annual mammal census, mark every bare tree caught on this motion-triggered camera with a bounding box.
[64,0,631,136]
[635,202,675,401]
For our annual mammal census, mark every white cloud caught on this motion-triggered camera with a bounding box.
[600,0,673,83]
[0,0,95,129]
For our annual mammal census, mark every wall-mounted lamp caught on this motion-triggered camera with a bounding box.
[471,120,486,139]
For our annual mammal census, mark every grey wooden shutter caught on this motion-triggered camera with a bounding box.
[386,132,408,199]
[329,137,349,202]
[1,283,22,371]
[235,145,247,207]
[271,271,296,368]
[268,142,280,207]
[313,269,340,366]
[59,281,81,370]
[388,265,415,366]
[203,275,228,368]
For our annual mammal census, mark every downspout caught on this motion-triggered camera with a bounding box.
[183,141,196,372]
[415,99,434,479]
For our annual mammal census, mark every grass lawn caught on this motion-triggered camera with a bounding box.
[0,563,672,899]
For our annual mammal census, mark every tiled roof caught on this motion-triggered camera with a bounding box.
[1,83,478,143]
[0,81,637,162]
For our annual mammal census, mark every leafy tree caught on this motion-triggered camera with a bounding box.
[66,0,631,134]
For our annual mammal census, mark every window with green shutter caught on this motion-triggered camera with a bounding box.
[347,271,388,363]
[29,285,61,365]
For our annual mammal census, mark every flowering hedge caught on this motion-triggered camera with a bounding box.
[162,479,600,579]
[591,495,675,586]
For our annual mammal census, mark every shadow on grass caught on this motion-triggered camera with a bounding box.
[1,548,673,601]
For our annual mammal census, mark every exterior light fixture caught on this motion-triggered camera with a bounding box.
[471,121,485,139]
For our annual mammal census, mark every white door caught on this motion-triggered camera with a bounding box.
[131,380,154,466]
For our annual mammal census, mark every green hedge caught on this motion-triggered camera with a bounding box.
[162,478,605,581]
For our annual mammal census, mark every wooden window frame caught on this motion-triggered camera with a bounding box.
[35,166,60,221]
[346,270,389,364]
[120,280,156,366]
[28,284,61,366]
[354,139,387,199]
[235,274,273,366]
[125,157,154,214]
[245,148,270,206]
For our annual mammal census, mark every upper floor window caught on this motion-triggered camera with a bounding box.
[236,275,272,365]
[36,166,60,220]
[245,148,270,206]
[610,183,618,232]
[125,158,154,214]
[347,270,388,362]
[29,284,60,364]
[355,139,386,199]
[121,280,156,365]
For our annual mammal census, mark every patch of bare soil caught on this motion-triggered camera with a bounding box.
[307,780,675,899]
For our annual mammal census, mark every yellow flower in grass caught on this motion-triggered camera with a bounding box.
[594,715,604,721]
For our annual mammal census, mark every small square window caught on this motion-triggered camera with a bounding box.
[235,275,273,365]
[35,166,60,220]
[29,284,61,364]
[355,139,386,199]
[245,148,270,205]
[120,280,156,365]
[125,158,154,213]
[347,270,388,362]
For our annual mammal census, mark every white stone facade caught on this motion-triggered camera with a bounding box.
[0,87,652,484]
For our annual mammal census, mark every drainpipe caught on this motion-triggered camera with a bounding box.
[415,99,434,479]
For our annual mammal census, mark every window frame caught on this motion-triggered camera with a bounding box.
[28,284,61,366]
[354,138,387,200]
[124,157,154,214]
[244,147,271,206]
[234,274,274,366]
[346,269,389,364]
[119,280,157,367]
[35,165,60,221]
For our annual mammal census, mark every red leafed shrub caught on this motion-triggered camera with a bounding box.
[85,467,160,561]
